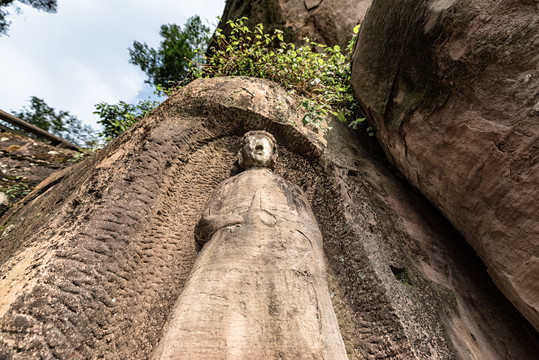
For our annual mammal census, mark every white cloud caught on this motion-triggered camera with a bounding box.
[0,0,226,129]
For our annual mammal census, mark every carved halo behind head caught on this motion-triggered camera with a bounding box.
[238,130,278,170]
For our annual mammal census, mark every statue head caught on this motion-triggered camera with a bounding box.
[238,130,278,170]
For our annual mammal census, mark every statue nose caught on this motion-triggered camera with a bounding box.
[256,144,264,150]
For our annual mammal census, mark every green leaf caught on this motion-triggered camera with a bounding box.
[302,114,311,125]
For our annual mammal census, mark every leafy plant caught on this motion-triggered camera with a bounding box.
[0,176,33,217]
[155,83,177,97]
[5,176,31,199]
[94,99,159,142]
[129,15,211,87]
[188,17,365,132]
[94,16,210,144]
[13,96,97,147]
[0,0,57,35]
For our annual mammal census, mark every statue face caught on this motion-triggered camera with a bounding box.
[243,135,274,168]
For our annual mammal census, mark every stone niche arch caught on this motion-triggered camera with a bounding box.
[1,77,537,359]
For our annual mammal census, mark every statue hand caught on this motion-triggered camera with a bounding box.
[195,213,244,250]
[220,213,244,227]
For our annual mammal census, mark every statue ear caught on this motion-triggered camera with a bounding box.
[270,145,278,170]
[238,148,245,169]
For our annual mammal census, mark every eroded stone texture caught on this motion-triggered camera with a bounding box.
[153,131,347,359]
[0,77,537,359]
[351,0,539,330]
[0,132,79,214]
[218,0,372,48]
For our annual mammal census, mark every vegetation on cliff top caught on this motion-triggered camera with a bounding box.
[193,17,365,132]
[95,17,365,140]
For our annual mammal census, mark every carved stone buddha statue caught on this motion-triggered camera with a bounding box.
[152,130,347,359]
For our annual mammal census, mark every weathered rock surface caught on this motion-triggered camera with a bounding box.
[351,0,539,330]
[218,0,371,48]
[0,132,79,215]
[0,77,537,359]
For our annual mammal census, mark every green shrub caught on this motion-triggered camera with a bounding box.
[189,17,365,131]
[94,99,159,142]
[95,18,366,142]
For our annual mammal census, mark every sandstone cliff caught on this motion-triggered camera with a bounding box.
[351,0,539,330]
[0,77,537,359]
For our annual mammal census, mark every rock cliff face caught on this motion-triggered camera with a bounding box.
[351,0,539,330]
[218,0,371,47]
[0,77,537,359]
[0,132,79,215]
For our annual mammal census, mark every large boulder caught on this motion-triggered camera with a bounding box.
[351,0,539,329]
[0,77,537,359]
[218,0,372,48]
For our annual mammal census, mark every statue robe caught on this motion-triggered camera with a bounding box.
[152,167,348,359]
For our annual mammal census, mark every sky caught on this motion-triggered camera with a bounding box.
[0,0,226,130]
